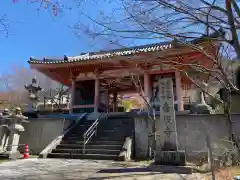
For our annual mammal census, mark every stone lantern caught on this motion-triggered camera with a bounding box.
[24,76,42,112]
[0,107,28,159]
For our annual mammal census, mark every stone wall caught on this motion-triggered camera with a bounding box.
[134,114,240,160]
[19,118,71,154]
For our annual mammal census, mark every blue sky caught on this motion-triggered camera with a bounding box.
[0,1,110,72]
[1,0,184,74]
[0,0,164,74]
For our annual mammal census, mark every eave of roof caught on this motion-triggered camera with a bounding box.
[28,29,225,65]
[28,42,173,65]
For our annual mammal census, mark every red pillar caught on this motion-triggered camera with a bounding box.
[105,90,109,112]
[144,72,151,108]
[94,78,100,113]
[69,78,76,114]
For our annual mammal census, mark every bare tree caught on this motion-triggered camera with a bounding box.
[12,0,63,16]
[0,66,66,110]
[68,0,240,156]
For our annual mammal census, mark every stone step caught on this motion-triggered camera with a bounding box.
[73,125,92,128]
[102,129,117,133]
[47,153,117,160]
[98,126,133,131]
[107,116,132,119]
[52,148,120,155]
[61,140,124,145]
[75,124,92,128]
[68,132,87,136]
[79,120,95,123]
[57,144,122,150]
[72,125,92,130]
[98,131,132,135]
[64,136,125,141]
[69,129,87,133]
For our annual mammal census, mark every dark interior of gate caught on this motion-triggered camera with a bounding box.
[72,72,180,113]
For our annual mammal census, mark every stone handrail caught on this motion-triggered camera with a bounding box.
[39,113,87,158]
[117,137,132,161]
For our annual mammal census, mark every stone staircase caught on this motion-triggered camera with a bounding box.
[47,114,134,160]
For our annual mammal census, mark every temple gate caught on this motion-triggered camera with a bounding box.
[28,32,221,114]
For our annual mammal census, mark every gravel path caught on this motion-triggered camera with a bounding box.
[0,159,207,180]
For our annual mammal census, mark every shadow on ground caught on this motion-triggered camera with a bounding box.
[98,164,192,174]
[87,165,192,180]
[87,172,161,180]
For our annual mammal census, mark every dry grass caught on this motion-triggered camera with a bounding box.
[0,160,8,164]
[206,167,240,180]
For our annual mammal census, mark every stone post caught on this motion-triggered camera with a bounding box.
[0,125,9,152]
[0,109,11,152]
[155,78,186,166]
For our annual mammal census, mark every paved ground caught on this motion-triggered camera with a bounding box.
[0,159,208,180]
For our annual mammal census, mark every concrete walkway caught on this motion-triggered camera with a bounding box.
[0,159,207,180]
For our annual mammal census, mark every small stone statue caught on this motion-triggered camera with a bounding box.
[24,77,42,111]
[190,82,213,114]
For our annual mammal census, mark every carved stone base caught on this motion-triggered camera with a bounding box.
[0,151,21,160]
[155,151,186,166]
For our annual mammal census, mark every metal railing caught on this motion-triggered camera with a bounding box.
[82,112,108,154]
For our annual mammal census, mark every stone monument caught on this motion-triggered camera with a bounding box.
[155,78,186,166]
[0,107,28,159]
[24,76,42,112]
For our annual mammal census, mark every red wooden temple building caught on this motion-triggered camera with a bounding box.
[28,32,222,114]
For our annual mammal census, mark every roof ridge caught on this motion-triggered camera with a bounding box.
[28,29,224,64]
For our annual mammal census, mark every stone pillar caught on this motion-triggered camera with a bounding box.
[94,78,100,113]
[6,130,20,153]
[155,78,186,166]
[69,78,76,114]
[0,109,28,159]
[144,72,151,106]
[0,126,9,152]
[175,71,184,111]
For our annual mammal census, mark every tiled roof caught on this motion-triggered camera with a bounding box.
[28,29,225,65]
[28,42,173,64]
